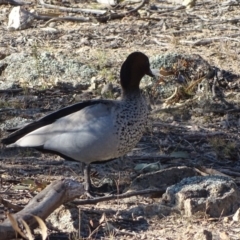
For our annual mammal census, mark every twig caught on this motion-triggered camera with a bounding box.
[0,88,22,93]
[0,184,13,194]
[217,169,240,177]
[152,38,169,46]
[180,33,240,46]
[200,107,240,114]
[73,188,164,205]
[148,5,185,14]
[128,155,174,163]
[208,18,240,25]
[182,132,225,141]
[0,197,23,211]
[42,16,90,27]
[212,76,217,99]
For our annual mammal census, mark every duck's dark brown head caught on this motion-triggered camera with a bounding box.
[120,52,154,93]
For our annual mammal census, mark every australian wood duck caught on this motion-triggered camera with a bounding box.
[1,52,157,195]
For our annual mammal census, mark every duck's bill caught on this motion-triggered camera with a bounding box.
[148,68,161,77]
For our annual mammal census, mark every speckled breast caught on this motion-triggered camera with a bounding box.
[114,95,149,157]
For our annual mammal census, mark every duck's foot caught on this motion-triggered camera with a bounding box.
[83,163,115,198]
[84,185,107,198]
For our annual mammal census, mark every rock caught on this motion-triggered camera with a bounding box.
[128,166,198,191]
[193,229,212,240]
[232,208,240,222]
[134,162,161,174]
[0,117,30,131]
[163,176,240,217]
[142,53,214,99]
[46,205,80,233]
[0,52,97,90]
[8,6,34,30]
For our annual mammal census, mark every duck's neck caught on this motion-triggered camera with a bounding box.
[121,88,142,100]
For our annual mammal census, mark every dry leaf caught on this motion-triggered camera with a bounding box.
[33,215,48,240]
[7,213,27,239]
[21,219,34,240]
[99,213,107,225]
[89,219,94,227]
[159,67,175,76]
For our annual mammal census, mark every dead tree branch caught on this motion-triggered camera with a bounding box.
[38,0,107,15]
[95,0,147,23]
[73,188,164,205]
[0,177,164,240]
[0,179,84,240]
[37,0,146,24]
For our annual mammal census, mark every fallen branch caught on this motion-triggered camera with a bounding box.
[180,33,240,46]
[34,0,146,25]
[0,177,165,240]
[148,5,185,14]
[73,188,164,205]
[38,0,107,15]
[0,179,84,240]
[95,0,147,23]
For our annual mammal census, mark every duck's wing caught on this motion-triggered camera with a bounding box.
[1,99,112,145]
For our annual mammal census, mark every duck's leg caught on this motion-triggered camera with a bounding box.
[82,163,107,198]
[83,163,91,193]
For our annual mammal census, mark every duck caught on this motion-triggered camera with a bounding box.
[1,52,157,196]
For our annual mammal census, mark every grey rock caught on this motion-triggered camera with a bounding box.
[0,52,97,90]
[134,162,161,174]
[46,205,79,233]
[142,53,213,99]
[0,117,30,131]
[163,176,240,217]
[8,6,35,30]
[128,166,198,191]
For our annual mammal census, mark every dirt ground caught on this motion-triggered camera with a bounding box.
[0,0,240,239]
